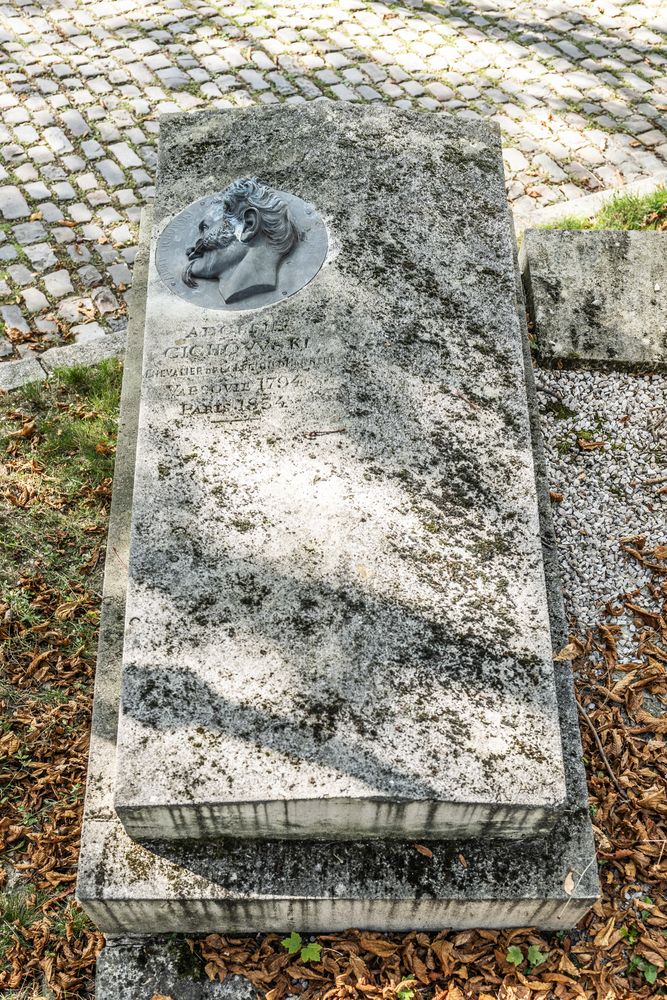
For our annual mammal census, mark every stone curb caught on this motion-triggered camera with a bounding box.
[0,331,126,392]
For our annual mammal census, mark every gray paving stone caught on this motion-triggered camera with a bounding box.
[81,223,105,241]
[8,263,34,286]
[61,107,89,136]
[96,245,119,265]
[68,202,92,222]
[53,226,75,244]
[72,320,106,342]
[33,318,58,335]
[0,183,29,219]
[24,180,50,200]
[78,263,103,286]
[331,82,358,100]
[81,137,105,159]
[68,245,92,264]
[52,181,76,200]
[43,268,73,297]
[22,286,48,312]
[108,262,132,286]
[57,296,95,323]
[109,141,142,168]
[639,128,666,146]
[12,220,46,244]
[24,242,56,270]
[43,125,73,153]
[1,304,30,334]
[14,163,38,182]
[98,158,125,186]
[92,285,119,313]
[14,123,39,144]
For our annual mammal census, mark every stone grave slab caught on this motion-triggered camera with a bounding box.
[76,211,598,943]
[522,229,667,369]
[112,103,567,843]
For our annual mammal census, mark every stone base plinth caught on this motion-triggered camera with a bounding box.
[76,211,598,988]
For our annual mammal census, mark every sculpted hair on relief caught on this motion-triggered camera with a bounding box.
[219,178,300,258]
[182,178,300,290]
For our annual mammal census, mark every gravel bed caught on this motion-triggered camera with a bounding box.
[535,366,666,652]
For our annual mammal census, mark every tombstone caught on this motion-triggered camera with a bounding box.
[77,103,598,996]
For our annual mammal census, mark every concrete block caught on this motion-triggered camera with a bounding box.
[522,229,667,369]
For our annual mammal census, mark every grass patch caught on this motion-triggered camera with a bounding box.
[1,360,120,639]
[0,360,120,994]
[542,186,667,231]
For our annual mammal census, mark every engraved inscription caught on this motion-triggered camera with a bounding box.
[146,331,347,425]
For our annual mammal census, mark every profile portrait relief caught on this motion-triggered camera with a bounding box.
[182,179,300,304]
[156,178,329,313]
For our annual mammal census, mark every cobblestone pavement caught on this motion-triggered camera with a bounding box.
[0,0,665,358]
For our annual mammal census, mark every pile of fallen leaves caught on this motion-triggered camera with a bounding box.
[0,579,103,994]
[643,202,667,231]
[192,538,666,1000]
[1,369,117,995]
[1,367,665,998]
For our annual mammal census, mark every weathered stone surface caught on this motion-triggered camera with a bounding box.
[114,103,566,843]
[75,216,598,937]
[0,355,45,391]
[97,940,254,1000]
[39,330,126,372]
[522,229,667,369]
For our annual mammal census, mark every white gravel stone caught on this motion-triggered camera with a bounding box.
[535,366,667,654]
